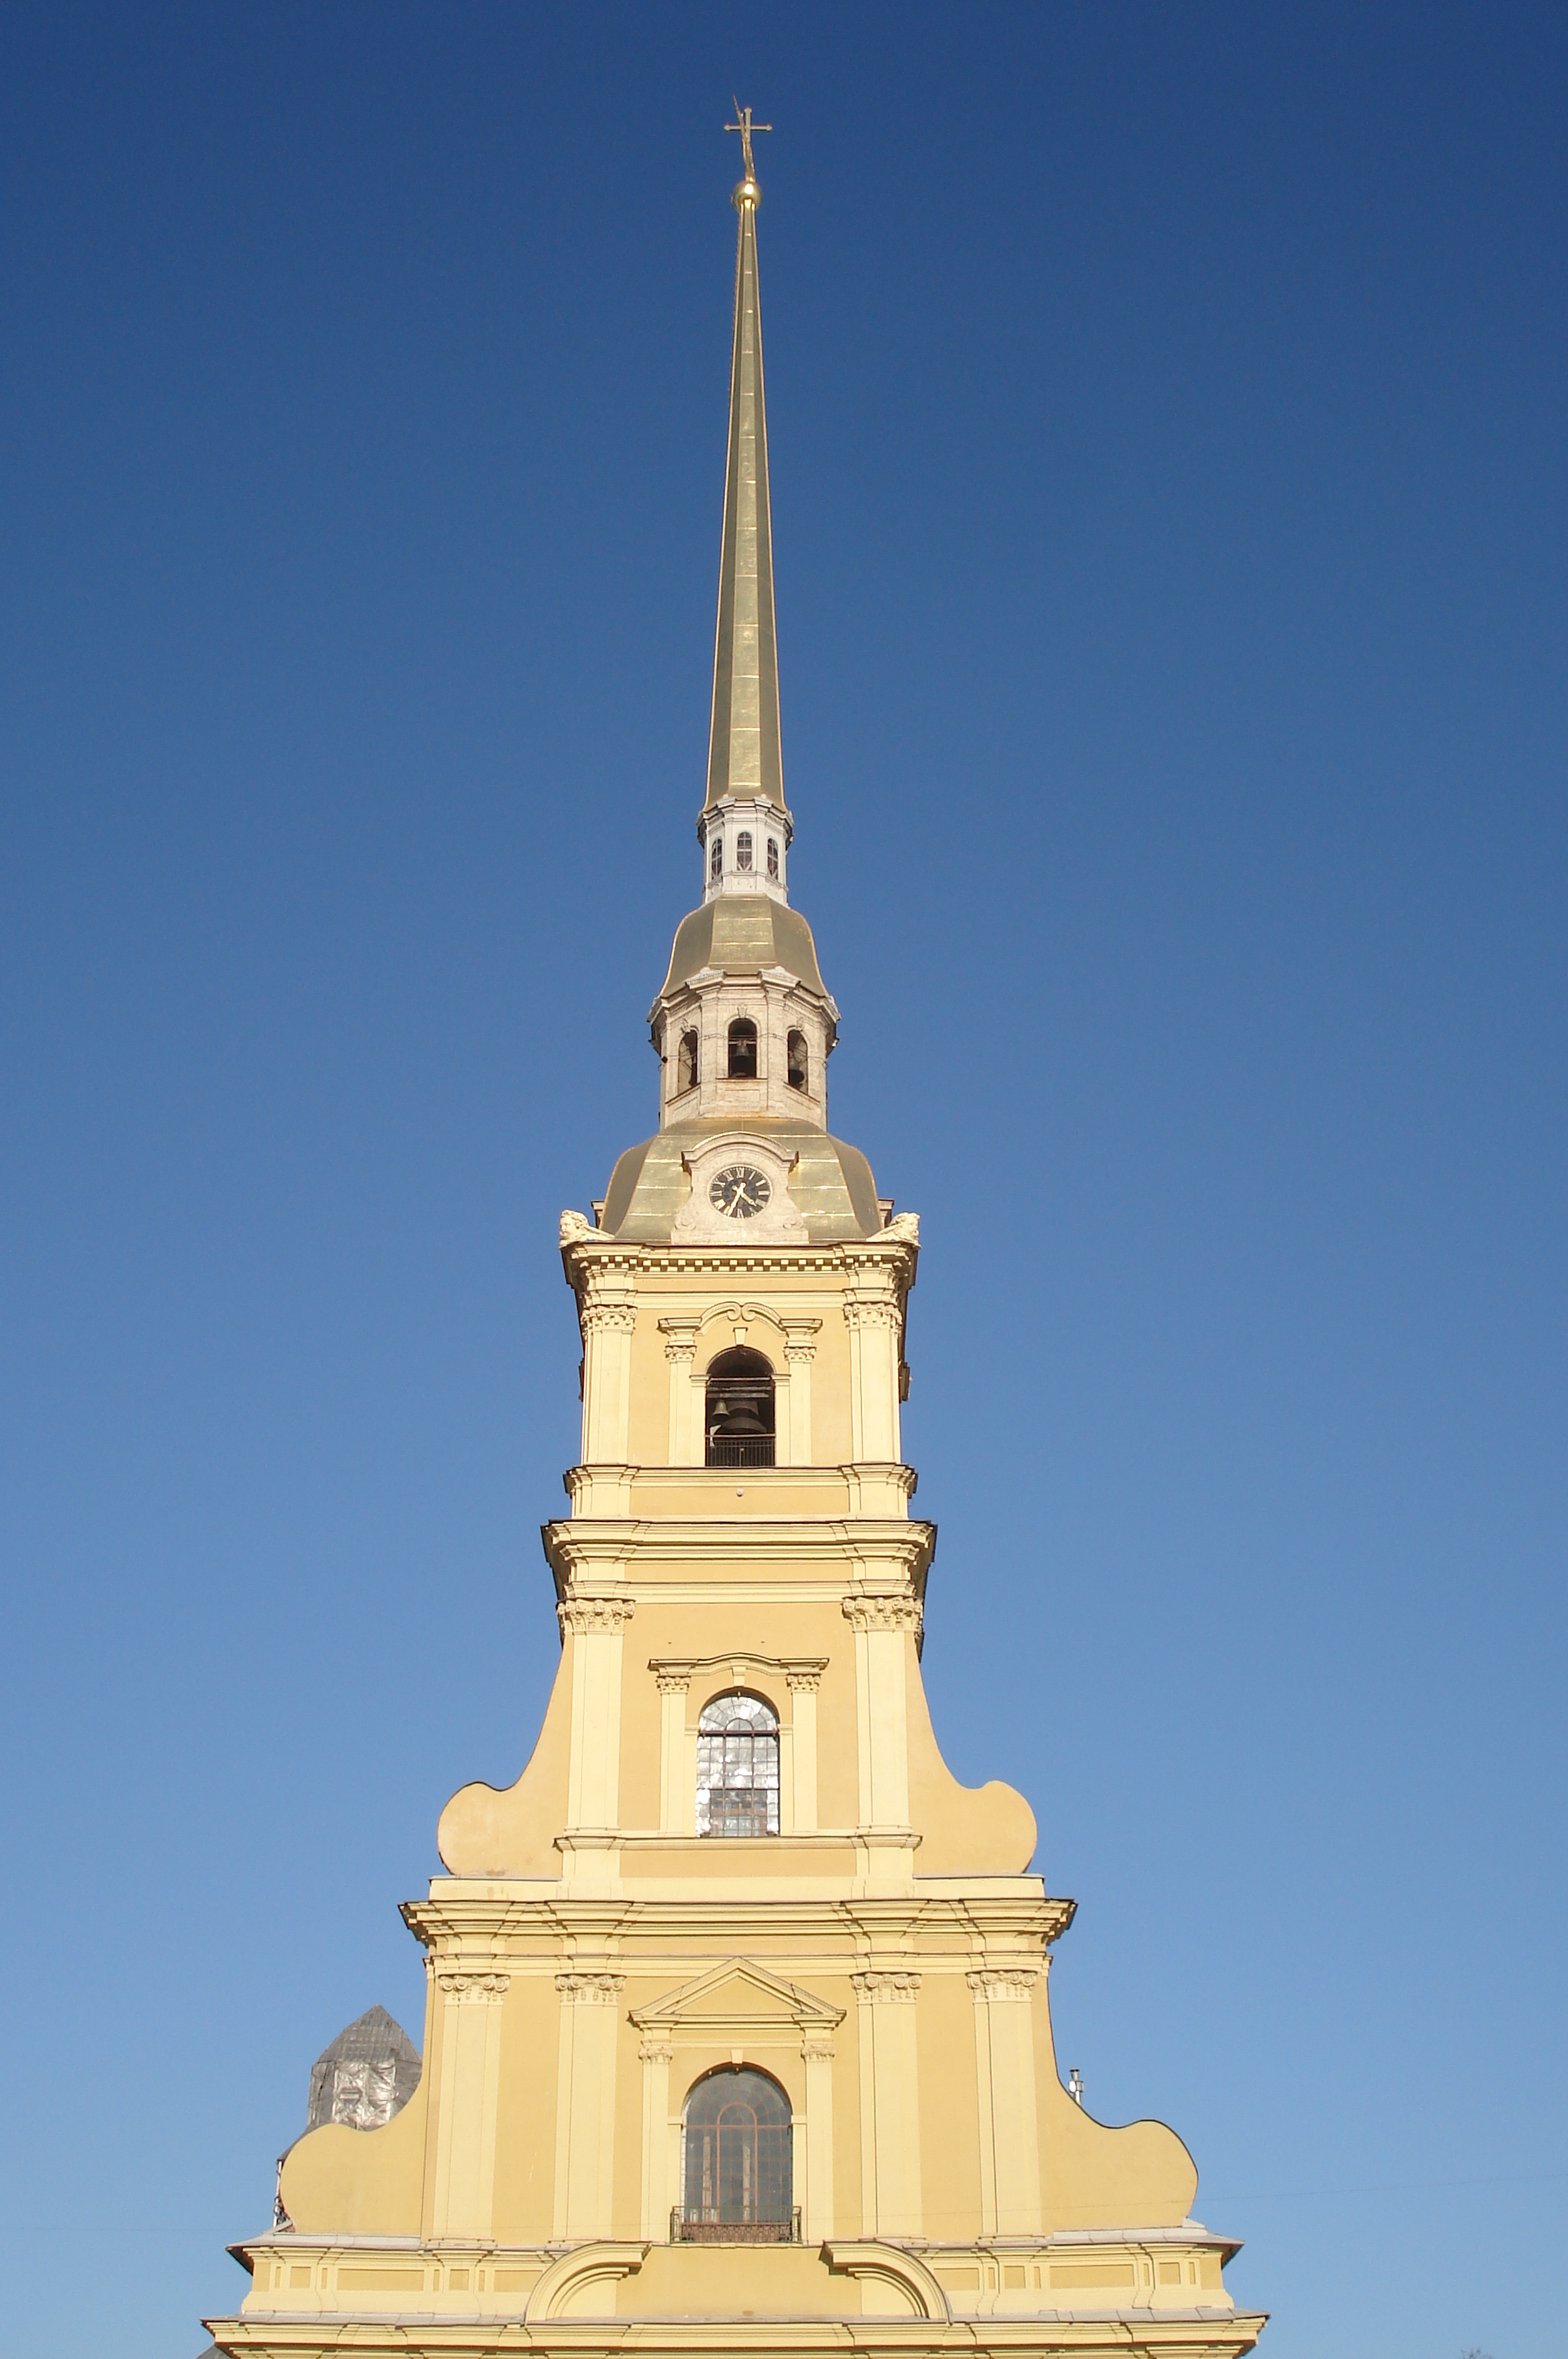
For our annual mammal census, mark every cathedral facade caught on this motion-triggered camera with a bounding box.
[208,135,1265,2359]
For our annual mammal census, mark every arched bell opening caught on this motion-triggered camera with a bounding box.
[787,1028,809,1092]
[676,1029,699,1095]
[726,1017,758,1079]
[678,2064,796,2242]
[704,1345,775,1469]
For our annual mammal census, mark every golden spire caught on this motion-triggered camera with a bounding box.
[706,106,785,816]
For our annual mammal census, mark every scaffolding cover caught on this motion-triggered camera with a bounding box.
[306,2004,421,2132]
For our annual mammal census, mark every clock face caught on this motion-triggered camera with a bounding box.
[709,1163,772,1220]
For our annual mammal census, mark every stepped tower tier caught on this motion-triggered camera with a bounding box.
[207,118,1266,2359]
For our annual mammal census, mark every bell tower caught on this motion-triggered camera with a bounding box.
[208,123,1266,2359]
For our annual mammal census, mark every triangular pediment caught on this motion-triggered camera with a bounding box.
[630,1956,843,2036]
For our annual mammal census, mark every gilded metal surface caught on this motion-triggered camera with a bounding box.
[599,1123,884,1243]
[657,896,827,1000]
[705,178,785,813]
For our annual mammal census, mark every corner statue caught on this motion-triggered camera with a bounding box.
[206,123,1266,2359]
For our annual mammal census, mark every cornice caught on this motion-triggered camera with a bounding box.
[542,1515,936,1586]
[404,1886,1075,1950]
[205,2295,1269,2356]
[560,1217,919,1291]
[647,1650,830,1688]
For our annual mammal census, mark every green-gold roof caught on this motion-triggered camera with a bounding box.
[601,1120,882,1242]
[658,896,828,1002]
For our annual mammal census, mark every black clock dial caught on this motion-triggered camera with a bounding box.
[709,1164,772,1219]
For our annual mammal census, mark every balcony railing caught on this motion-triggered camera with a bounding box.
[671,2207,801,2246]
[705,1436,775,1469]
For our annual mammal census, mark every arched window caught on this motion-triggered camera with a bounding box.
[676,1030,699,1094]
[696,1692,780,1837]
[735,829,753,872]
[705,1345,774,1468]
[726,1016,758,1079]
[787,1029,809,1092]
[766,837,779,880]
[681,2065,793,2239]
[709,832,724,882]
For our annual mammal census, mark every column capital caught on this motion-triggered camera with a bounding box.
[851,1969,921,2004]
[843,1296,901,1334]
[781,1316,822,1364]
[581,1298,637,1337]
[555,1971,626,2005]
[436,1969,511,2000]
[967,1967,1040,2001]
[842,1591,922,1635]
[559,1595,636,1637]
[658,1316,701,1363]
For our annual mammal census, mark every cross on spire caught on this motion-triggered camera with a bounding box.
[725,101,771,184]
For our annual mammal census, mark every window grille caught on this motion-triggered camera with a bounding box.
[695,1694,780,1837]
[705,1345,774,1467]
[766,837,780,880]
[736,830,753,872]
[709,833,723,881]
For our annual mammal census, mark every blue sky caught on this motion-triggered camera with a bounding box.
[2,7,1564,2356]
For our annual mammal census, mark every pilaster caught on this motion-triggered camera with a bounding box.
[781,1317,820,1464]
[843,1284,902,1464]
[801,2032,836,2242]
[427,1967,509,2240]
[658,1319,703,1465]
[581,1279,637,1463]
[852,1971,922,2238]
[552,1972,626,2243]
[968,1963,1044,2238]
[786,1663,822,1832]
[843,1592,921,1837]
[562,1597,634,1880]
[654,1667,691,1834]
[637,2037,674,2240]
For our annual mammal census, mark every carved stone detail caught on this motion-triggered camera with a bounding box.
[843,1297,902,1334]
[555,1972,626,2005]
[851,1971,921,2004]
[842,1593,923,1634]
[781,1318,822,1365]
[558,1597,636,1637]
[638,2039,674,2066]
[436,1970,511,2000]
[580,1299,637,1337]
[659,1319,699,1365]
[967,1968,1040,2002]
[653,1666,692,1696]
[785,1664,824,1694]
